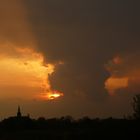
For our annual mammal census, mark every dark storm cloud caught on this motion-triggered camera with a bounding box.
[23,0,140,117]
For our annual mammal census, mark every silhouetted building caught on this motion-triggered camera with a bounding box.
[1,106,32,129]
[2,106,31,124]
[17,106,22,118]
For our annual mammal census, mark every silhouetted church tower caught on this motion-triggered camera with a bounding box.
[17,106,22,117]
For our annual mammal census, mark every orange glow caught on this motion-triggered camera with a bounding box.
[39,91,64,100]
[105,56,129,95]
[0,45,63,100]
[105,77,129,95]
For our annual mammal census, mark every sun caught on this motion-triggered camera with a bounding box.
[39,91,64,101]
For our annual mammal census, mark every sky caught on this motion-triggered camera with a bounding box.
[0,0,140,119]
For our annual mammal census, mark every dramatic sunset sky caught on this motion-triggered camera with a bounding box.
[0,0,140,119]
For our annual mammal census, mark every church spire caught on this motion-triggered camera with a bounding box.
[17,106,22,117]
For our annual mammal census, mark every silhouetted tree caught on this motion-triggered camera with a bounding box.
[38,117,46,122]
[133,94,140,119]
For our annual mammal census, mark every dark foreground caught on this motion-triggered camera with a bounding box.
[0,117,140,140]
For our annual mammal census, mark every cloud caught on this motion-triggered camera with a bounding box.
[105,53,140,95]
[25,0,140,95]
[0,44,62,100]
[21,0,140,117]
[0,0,63,101]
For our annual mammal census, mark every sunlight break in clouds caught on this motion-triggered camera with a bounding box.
[105,56,128,95]
[105,77,129,95]
[105,55,140,95]
[0,44,63,100]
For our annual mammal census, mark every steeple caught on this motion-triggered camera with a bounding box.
[17,106,22,117]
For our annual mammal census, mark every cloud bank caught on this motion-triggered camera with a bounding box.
[23,0,140,117]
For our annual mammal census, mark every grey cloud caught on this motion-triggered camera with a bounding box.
[23,0,140,117]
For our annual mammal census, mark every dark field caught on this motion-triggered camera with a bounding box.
[0,117,139,140]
